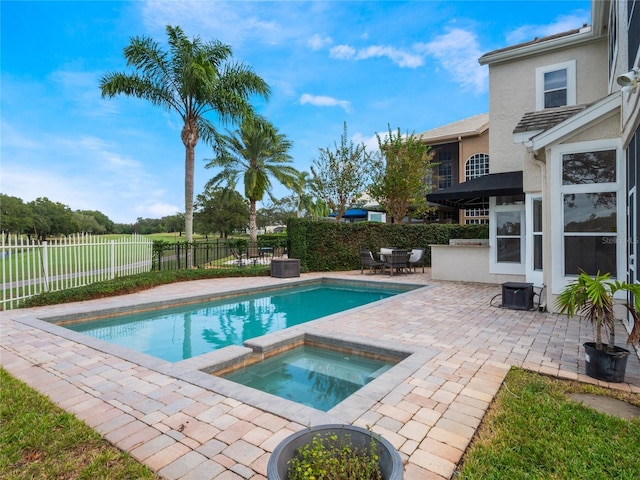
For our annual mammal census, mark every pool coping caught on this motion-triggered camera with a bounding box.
[14,277,434,427]
[42,277,423,326]
[4,271,639,479]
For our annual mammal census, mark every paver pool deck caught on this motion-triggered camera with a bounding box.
[2,269,639,480]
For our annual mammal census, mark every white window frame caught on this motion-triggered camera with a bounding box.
[525,194,544,286]
[465,153,490,180]
[535,60,576,111]
[489,197,525,275]
[550,139,626,294]
[367,212,386,223]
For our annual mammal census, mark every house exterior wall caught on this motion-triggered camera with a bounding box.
[487,39,609,177]
[460,132,490,179]
[421,116,490,225]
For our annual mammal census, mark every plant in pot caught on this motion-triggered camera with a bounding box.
[267,424,403,480]
[555,271,640,383]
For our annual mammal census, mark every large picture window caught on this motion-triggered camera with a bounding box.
[490,195,525,274]
[560,149,619,277]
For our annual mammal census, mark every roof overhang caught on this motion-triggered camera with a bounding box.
[478,26,600,66]
[426,171,523,208]
[528,92,621,151]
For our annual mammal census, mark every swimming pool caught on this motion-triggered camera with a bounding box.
[221,345,396,411]
[63,280,415,362]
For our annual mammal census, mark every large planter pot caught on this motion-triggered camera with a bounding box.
[584,342,630,383]
[267,424,403,480]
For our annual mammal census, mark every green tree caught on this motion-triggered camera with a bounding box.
[258,196,297,227]
[133,217,163,234]
[311,122,372,222]
[100,25,270,265]
[73,212,106,234]
[205,116,299,243]
[28,197,78,240]
[291,171,329,219]
[162,213,185,235]
[76,210,115,233]
[0,194,33,236]
[369,125,435,222]
[195,187,248,238]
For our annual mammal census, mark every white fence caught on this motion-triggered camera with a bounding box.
[1,233,153,310]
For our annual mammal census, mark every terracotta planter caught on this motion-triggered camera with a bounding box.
[267,424,403,480]
[584,342,630,383]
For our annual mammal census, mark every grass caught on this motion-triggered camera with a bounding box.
[3,367,637,480]
[455,367,640,479]
[0,368,159,480]
[19,267,270,308]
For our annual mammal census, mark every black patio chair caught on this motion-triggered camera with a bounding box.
[408,248,426,273]
[360,250,383,274]
[382,249,409,276]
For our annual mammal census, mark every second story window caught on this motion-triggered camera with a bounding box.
[536,60,576,110]
[465,153,489,180]
[543,69,567,107]
[437,151,452,189]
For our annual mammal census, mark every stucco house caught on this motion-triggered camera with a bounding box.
[417,113,490,225]
[428,0,639,315]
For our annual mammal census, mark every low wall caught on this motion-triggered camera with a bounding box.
[430,244,525,284]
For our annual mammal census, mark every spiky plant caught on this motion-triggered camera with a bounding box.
[555,271,640,351]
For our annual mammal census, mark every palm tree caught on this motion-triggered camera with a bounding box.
[99,25,270,266]
[205,116,299,243]
[293,172,329,219]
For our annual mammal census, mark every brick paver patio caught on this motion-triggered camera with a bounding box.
[2,269,639,479]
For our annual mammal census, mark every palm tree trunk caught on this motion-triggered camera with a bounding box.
[182,117,199,268]
[249,199,258,244]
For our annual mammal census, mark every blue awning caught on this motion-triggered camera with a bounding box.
[329,208,369,218]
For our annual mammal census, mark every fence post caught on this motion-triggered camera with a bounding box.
[42,241,50,292]
[110,240,116,279]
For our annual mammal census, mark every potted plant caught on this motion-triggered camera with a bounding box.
[267,424,403,480]
[555,271,640,382]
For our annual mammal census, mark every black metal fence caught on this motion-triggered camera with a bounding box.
[153,239,287,270]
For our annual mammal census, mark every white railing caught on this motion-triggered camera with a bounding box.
[1,233,153,310]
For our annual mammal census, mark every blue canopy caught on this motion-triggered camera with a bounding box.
[329,208,369,218]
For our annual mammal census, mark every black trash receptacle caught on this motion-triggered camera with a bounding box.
[501,282,533,310]
[271,259,300,278]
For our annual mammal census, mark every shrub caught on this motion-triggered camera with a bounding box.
[288,431,382,480]
[287,218,488,271]
[19,268,269,308]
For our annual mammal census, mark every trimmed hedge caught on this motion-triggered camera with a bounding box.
[287,219,489,271]
[19,268,269,308]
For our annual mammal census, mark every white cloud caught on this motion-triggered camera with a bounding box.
[415,28,487,93]
[139,0,305,49]
[308,34,332,51]
[506,12,590,45]
[134,201,181,218]
[330,44,356,60]
[352,132,380,154]
[330,44,423,68]
[300,94,351,112]
[355,45,423,68]
[0,123,177,223]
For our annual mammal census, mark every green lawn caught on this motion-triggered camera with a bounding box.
[455,367,640,479]
[0,368,159,480]
[2,366,638,479]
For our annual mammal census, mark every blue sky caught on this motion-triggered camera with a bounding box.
[1,0,591,224]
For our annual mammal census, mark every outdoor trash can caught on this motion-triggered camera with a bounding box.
[271,259,300,278]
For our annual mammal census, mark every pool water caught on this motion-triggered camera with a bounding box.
[64,281,411,362]
[222,345,395,411]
